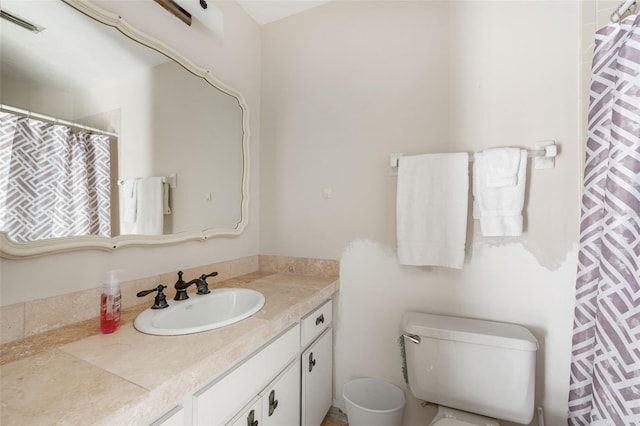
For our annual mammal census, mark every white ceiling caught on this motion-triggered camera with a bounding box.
[236,0,331,25]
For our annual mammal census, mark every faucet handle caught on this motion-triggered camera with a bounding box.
[196,271,218,295]
[202,271,218,280]
[137,285,169,309]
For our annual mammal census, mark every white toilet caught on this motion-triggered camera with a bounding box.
[401,312,538,426]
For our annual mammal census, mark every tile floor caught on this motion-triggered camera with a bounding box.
[321,412,349,426]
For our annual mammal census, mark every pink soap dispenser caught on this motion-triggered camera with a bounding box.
[100,270,121,334]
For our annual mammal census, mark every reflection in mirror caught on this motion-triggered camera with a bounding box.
[0,0,249,257]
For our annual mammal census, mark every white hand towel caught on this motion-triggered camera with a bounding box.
[396,153,469,269]
[120,177,164,235]
[120,179,138,223]
[473,149,527,236]
[483,147,522,187]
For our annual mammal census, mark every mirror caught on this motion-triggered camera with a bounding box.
[0,0,249,258]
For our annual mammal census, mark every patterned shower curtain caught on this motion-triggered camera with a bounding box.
[0,111,111,242]
[567,14,640,426]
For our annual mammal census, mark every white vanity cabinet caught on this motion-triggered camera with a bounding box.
[300,301,333,426]
[193,324,300,425]
[228,358,301,426]
[145,298,335,426]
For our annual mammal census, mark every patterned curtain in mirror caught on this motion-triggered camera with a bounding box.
[0,111,111,242]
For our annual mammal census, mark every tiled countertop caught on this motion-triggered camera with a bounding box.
[0,272,338,425]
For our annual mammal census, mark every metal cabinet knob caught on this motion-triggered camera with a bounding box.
[247,409,258,426]
[268,389,279,416]
[309,352,317,372]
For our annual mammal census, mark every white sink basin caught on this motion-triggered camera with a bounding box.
[134,288,265,336]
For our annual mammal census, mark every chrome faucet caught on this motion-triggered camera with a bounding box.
[173,270,219,300]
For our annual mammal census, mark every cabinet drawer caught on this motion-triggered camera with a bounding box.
[301,300,332,347]
[194,323,300,425]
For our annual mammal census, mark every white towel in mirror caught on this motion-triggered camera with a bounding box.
[120,177,164,235]
[120,179,138,223]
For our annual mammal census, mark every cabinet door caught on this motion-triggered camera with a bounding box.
[261,359,301,426]
[227,398,262,426]
[194,324,300,425]
[301,328,333,426]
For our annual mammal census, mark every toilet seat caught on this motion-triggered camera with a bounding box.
[429,406,499,426]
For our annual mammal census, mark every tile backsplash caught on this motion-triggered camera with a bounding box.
[259,255,339,278]
[0,255,338,345]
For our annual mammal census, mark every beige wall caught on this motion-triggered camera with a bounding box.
[260,0,581,266]
[1,73,75,119]
[260,1,584,425]
[0,0,261,306]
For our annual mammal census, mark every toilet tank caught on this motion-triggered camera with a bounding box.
[401,312,538,424]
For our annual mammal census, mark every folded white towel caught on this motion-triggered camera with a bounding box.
[473,149,527,236]
[396,153,469,269]
[120,177,164,235]
[483,147,522,187]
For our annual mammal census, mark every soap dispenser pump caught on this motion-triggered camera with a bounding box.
[100,270,121,334]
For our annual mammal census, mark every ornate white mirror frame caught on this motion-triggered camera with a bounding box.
[0,0,250,259]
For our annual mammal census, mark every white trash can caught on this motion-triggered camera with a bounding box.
[343,378,405,426]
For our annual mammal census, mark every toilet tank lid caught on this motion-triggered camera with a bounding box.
[402,312,538,351]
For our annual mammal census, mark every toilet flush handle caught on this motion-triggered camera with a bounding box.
[403,334,421,344]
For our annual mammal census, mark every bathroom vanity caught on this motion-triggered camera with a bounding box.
[183,300,333,426]
[0,272,338,425]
